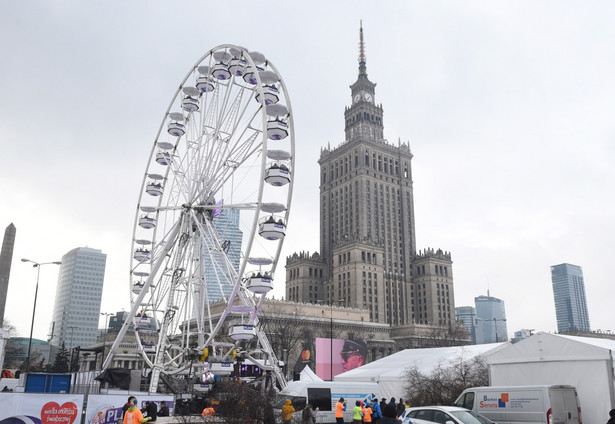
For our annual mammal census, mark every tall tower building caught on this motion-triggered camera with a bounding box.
[551,263,591,333]
[50,247,106,349]
[0,223,16,328]
[318,23,415,326]
[474,293,508,344]
[286,23,454,330]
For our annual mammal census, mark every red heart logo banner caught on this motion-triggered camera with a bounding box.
[40,402,79,424]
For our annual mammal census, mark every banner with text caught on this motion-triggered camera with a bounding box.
[0,393,84,424]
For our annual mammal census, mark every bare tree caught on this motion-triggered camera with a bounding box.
[1,321,22,369]
[403,354,488,406]
[213,380,273,424]
[258,314,310,365]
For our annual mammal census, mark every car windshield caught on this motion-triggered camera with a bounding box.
[449,410,493,424]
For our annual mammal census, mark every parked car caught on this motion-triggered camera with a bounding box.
[400,406,494,424]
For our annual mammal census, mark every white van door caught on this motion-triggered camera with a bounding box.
[549,388,580,424]
[561,389,580,423]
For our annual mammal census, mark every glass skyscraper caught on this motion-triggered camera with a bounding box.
[50,247,106,349]
[204,208,243,302]
[551,263,591,333]
[455,306,477,344]
[474,294,508,344]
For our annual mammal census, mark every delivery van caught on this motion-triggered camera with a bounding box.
[275,380,380,423]
[454,385,582,424]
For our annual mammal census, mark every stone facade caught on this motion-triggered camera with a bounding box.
[412,248,455,326]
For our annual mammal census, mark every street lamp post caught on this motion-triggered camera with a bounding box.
[21,258,61,375]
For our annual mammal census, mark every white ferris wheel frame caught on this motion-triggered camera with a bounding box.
[102,44,295,391]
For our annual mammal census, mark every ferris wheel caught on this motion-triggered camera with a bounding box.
[103,45,294,392]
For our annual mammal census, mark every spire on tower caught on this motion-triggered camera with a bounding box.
[359,20,365,64]
[358,20,367,78]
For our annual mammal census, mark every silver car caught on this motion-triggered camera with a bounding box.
[400,406,495,424]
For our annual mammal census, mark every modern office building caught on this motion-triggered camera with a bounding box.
[0,223,16,328]
[204,208,243,302]
[49,247,106,349]
[455,306,477,344]
[286,24,454,329]
[551,263,591,333]
[474,293,508,344]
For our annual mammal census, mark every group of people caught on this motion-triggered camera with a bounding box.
[120,397,170,424]
[335,396,408,424]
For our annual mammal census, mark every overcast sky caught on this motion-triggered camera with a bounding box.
[1,1,613,343]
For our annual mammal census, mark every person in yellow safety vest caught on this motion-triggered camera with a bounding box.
[352,401,363,424]
[123,398,151,424]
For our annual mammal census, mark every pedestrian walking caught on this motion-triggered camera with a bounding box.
[362,401,372,424]
[146,402,157,422]
[158,402,169,417]
[123,398,151,424]
[302,404,316,424]
[353,401,363,424]
[396,399,405,418]
[201,400,215,417]
[377,405,398,424]
[379,398,387,415]
[336,398,346,424]
[282,399,295,424]
[371,398,381,423]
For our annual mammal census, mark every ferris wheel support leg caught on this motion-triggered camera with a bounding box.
[149,214,191,393]
[100,220,182,373]
[237,290,286,388]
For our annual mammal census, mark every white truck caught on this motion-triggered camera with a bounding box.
[275,380,380,423]
[454,385,581,424]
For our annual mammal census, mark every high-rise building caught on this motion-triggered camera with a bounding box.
[286,24,454,329]
[49,247,106,349]
[455,306,477,344]
[551,263,591,333]
[204,208,243,302]
[474,293,508,344]
[0,223,16,328]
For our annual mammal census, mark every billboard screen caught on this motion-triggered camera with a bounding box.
[315,338,366,380]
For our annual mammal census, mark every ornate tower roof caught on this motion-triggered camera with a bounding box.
[345,22,383,142]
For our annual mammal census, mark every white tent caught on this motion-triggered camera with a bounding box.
[487,332,615,424]
[334,342,508,399]
[299,365,323,381]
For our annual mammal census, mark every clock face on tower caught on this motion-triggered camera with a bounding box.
[365,93,372,102]
[354,94,361,103]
